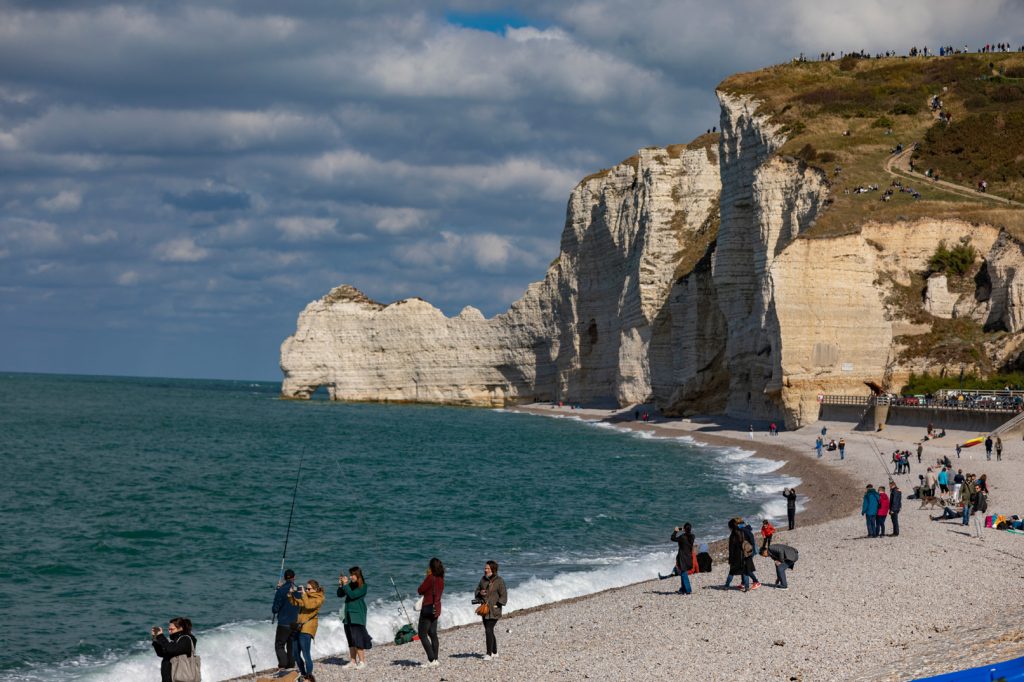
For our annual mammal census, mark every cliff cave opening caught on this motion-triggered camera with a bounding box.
[583,319,598,356]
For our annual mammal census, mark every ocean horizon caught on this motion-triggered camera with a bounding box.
[0,373,798,681]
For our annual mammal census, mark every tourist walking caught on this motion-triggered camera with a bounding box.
[151,617,198,682]
[876,485,890,536]
[917,442,923,464]
[760,543,798,589]
[725,519,752,592]
[417,558,445,668]
[838,437,846,460]
[669,523,697,594]
[474,560,508,659]
[288,579,325,682]
[985,435,993,460]
[996,436,1003,461]
[783,488,797,530]
[338,566,372,670]
[862,484,880,537]
[889,481,902,536]
[815,435,823,458]
[272,569,298,671]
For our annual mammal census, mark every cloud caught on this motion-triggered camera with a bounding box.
[154,237,209,262]
[82,229,117,244]
[394,230,546,271]
[163,187,252,212]
[373,207,430,234]
[117,270,140,285]
[0,217,61,250]
[38,189,82,212]
[275,216,337,241]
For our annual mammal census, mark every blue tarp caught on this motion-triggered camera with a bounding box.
[916,655,1024,681]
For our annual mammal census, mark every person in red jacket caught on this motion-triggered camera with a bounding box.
[417,558,445,668]
[876,485,891,536]
[760,520,776,551]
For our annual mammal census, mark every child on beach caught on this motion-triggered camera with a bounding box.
[760,520,775,551]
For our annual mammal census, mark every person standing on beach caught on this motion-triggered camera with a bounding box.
[926,467,937,497]
[838,437,846,460]
[417,558,445,668]
[889,481,902,536]
[151,617,197,682]
[474,560,508,659]
[815,435,823,458]
[985,435,994,460]
[760,544,798,589]
[783,488,797,530]
[996,436,1003,461]
[917,442,923,464]
[737,518,762,588]
[862,485,880,537]
[937,467,949,495]
[760,519,775,552]
[956,443,962,459]
[961,475,976,525]
[272,569,299,671]
[748,424,754,439]
[876,485,890,536]
[669,523,696,594]
[338,567,372,670]
[725,519,751,592]
[288,579,325,682]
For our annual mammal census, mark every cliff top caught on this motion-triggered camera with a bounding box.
[720,53,1024,238]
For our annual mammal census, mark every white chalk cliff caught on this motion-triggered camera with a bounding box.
[282,92,1024,427]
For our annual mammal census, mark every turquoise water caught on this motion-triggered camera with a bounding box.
[0,373,797,681]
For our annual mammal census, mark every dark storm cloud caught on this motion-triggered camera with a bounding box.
[1,0,1021,379]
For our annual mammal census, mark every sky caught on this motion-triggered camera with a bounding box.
[2,1,1022,381]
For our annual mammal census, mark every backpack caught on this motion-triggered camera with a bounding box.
[741,540,753,558]
[393,623,417,645]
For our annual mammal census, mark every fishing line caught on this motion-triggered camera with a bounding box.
[279,446,306,582]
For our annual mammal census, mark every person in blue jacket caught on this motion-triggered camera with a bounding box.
[273,569,299,670]
[861,485,880,537]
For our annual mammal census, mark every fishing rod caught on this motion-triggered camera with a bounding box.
[279,447,306,581]
[389,575,414,627]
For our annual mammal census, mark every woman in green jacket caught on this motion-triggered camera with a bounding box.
[474,560,508,660]
[338,566,372,669]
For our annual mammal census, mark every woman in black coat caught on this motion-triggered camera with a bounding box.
[151,617,198,682]
[724,519,750,592]
[670,523,695,594]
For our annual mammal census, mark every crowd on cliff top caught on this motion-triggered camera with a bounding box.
[795,42,1024,62]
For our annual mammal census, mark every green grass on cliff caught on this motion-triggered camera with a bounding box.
[720,53,1024,237]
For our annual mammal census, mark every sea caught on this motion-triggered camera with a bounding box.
[0,373,800,681]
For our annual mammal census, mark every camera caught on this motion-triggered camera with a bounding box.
[471,598,484,605]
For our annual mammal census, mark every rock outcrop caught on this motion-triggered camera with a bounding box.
[281,145,721,407]
[282,89,1024,427]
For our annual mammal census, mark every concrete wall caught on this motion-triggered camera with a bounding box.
[885,406,1017,433]
[819,403,869,424]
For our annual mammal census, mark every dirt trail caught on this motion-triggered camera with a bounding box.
[883,144,1024,207]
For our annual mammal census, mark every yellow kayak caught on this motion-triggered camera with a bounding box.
[961,436,985,448]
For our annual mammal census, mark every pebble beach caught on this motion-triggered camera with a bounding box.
[249,407,1024,682]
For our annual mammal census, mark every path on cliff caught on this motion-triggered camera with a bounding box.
[883,145,1024,208]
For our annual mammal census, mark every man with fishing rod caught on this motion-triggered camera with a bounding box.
[272,569,299,671]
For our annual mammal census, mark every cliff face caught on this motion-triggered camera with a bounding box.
[282,87,1024,427]
[280,145,721,406]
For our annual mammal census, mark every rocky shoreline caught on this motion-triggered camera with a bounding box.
[236,406,1024,681]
